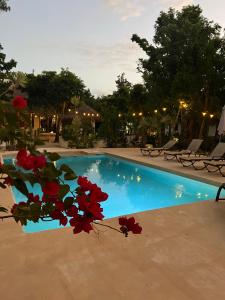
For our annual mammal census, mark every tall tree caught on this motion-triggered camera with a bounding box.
[25,69,90,142]
[0,44,17,98]
[132,5,225,139]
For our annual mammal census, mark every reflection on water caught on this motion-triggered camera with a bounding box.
[6,154,222,233]
[58,155,219,219]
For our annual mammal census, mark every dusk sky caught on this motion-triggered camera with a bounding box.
[1,0,225,96]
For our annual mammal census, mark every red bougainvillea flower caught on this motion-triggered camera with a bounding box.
[89,186,108,202]
[42,181,60,196]
[77,194,104,220]
[66,205,78,217]
[77,176,108,203]
[70,215,93,234]
[11,203,18,214]
[16,149,46,171]
[16,148,28,161]
[3,176,13,186]
[55,201,64,211]
[77,176,93,191]
[28,193,40,203]
[51,209,68,226]
[118,216,142,237]
[33,155,46,169]
[12,96,27,109]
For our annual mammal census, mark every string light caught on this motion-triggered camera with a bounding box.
[75,111,78,114]
[162,107,167,112]
[138,112,143,116]
[210,114,214,119]
[132,113,136,117]
[179,99,188,109]
[96,114,99,117]
[83,113,86,116]
[118,113,122,117]
[154,109,158,114]
[68,109,71,112]
[202,112,207,117]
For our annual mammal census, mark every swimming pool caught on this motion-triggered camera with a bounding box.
[5,154,222,233]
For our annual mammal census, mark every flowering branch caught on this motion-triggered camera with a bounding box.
[0,96,142,237]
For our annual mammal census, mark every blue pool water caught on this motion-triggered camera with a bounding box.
[4,155,223,233]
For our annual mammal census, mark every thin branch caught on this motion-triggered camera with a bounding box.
[93,221,122,234]
[0,214,13,220]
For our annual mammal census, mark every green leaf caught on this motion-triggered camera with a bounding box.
[24,173,38,186]
[60,164,74,174]
[64,172,77,180]
[0,206,8,213]
[42,202,55,214]
[58,184,70,200]
[13,179,29,196]
[47,152,61,162]
[64,197,74,209]
[41,163,61,180]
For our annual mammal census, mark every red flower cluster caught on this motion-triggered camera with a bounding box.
[45,176,108,234]
[16,149,46,170]
[9,166,142,237]
[119,217,142,237]
[12,96,27,110]
[69,176,109,234]
[27,193,40,204]
[42,182,60,196]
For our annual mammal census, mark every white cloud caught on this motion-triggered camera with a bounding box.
[159,0,194,10]
[68,41,144,67]
[103,0,144,21]
[103,0,194,21]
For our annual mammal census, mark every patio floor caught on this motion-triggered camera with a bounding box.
[1,147,225,300]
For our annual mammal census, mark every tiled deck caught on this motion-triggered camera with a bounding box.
[1,148,225,300]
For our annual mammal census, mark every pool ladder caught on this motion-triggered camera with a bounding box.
[216,183,225,202]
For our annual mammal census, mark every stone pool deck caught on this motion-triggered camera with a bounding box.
[1,147,225,300]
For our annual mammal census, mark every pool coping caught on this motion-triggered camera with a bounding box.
[103,152,222,187]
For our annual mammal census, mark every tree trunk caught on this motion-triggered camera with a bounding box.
[54,102,66,143]
[54,115,61,143]
[198,85,209,139]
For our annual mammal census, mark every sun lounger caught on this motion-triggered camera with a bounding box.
[140,139,177,157]
[164,139,203,161]
[179,142,225,170]
[203,161,225,176]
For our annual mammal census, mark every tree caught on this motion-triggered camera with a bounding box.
[25,69,89,142]
[0,44,17,98]
[0,0,10,12]
[132,5,225,140]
